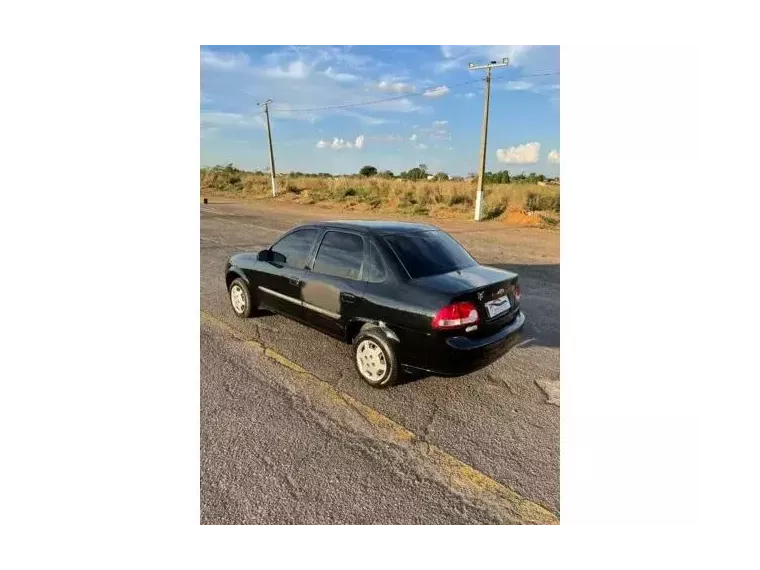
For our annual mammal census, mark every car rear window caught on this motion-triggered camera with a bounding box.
[383,230,476,279]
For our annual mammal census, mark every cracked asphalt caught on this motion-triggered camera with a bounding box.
[200,200,560,523]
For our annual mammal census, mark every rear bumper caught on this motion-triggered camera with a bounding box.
[405,311,526,377]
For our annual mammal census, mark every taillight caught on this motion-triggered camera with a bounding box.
[514,283,521,301]
[431,302,480,330]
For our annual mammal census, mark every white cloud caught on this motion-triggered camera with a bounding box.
[433,120,448,126]
[337,110,392,125]
[409,133,417,141]
[324,67,359,82]
[505,80,534,91]
[416,143,428,150]
[371,97,426,113]
[423,86,450,98]
[465,92,476,99]
[377,80,416,94]
[436,59,461,73]
[332,137,352,149]
[548,149,560,164]
[437,45,534,73]
[496,142,541,164]
[263,60,310,79]
[313,46,375,71]
[200,50,250,71]
[203,47,431,128]
[316,136,364,150]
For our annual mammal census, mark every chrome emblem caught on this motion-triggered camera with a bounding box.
[477,291,484,301]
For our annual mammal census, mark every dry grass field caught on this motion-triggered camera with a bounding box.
[200,166,560,228]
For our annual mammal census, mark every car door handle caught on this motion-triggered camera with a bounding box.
[340,292,357,303]
[288,275,301,286]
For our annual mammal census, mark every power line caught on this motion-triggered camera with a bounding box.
[265,72,559,115]
[270,78,485,114]
[491,71,560,83]
[512,71,559,78]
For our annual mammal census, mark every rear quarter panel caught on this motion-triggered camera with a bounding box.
[361,281,448,368]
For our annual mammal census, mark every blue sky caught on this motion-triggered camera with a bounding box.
[200,45,559,177]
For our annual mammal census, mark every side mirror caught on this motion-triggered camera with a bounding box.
[257,249,272,262]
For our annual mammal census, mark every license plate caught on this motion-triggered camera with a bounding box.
[485,294,511,318]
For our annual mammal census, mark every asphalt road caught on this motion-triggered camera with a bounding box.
[200,200,560,524]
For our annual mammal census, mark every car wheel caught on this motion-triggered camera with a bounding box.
[353,328,398,388]
[229,277,253,318]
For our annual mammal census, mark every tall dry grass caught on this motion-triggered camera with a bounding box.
[200,168,560,225]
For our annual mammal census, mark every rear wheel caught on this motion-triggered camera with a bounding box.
[353,328,398,388]
[229,277,253,318]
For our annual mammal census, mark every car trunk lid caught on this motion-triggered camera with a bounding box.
[412,265,521,335]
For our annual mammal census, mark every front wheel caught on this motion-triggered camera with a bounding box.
[353,329,399,388]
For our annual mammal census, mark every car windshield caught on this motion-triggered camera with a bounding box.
[384,230,476,279]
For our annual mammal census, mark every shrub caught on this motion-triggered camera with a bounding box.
[482,196,508,221]
[525,192,560,213]
[540,214,559,227]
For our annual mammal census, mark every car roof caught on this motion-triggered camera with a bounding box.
[308,220,440,236]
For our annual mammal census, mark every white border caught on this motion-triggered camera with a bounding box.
[560,40,704,527]
[56,40,200,527]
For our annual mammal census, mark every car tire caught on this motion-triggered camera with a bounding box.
[228,277,254,318]
[353,328,398,388]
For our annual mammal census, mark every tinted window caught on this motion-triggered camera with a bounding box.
[270,228,318,269]
[384,230,476,279]
[313,231,364,280]
[366,241,386,283]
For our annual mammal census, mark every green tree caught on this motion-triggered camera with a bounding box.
[405,167,426,180]
[433,172,449,181]
[380,170,394,178]
[359,165,378,177]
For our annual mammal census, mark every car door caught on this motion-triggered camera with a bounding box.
[255,227,319,321]
[301,230,368,339]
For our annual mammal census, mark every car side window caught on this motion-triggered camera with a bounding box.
[366,241,387,283]
[270,228,318,269]
[312,231,364,280]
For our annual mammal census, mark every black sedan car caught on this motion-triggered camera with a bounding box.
[225,220,525,388]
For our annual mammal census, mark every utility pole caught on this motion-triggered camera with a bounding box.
[257,99,277,196]
[469,58,509,221]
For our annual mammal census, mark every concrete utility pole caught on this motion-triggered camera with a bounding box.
[469,58,509,221]
[257,99,277,196]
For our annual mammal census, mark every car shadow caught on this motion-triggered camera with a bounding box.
[487,263,559,350]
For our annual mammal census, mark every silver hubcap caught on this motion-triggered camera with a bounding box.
[230,284,246,313]
[356,340,387,381]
